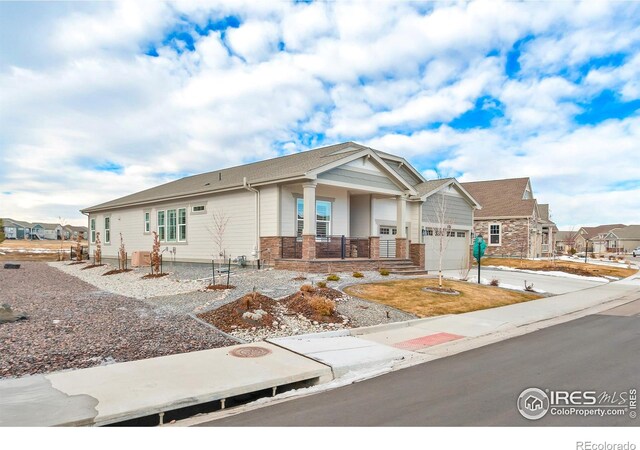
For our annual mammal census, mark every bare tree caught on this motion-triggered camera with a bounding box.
[94,232,102,265]
[563,227,580,255]
[75,233,83,262]
[427,193,454,288]
[58,216,68,261]
[118,233,127,270]
[209,209,230,261]
[150,231,161,275]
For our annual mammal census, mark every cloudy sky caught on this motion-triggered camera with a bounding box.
[1,1,639,228]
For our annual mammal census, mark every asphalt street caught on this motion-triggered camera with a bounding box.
[199,299,640,427]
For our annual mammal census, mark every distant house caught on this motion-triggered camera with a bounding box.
[603,225,640,253]
[64,225,88,240]
[460,177,556,258]
[1,218,33,239]
[31,223,64,240]
[555,230,581,254]
[576,224,626,253]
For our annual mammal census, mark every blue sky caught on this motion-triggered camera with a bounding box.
[0,1,639,227]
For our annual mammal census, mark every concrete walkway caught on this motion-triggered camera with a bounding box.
[1,272,638,426]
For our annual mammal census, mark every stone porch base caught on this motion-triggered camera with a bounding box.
[274,258,400,273]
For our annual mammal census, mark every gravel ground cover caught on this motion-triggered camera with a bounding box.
[0,262,235,379]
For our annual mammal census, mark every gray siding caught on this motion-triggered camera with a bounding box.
[386,161,421,186]
[422,194,473,226]
[318,167,400,191]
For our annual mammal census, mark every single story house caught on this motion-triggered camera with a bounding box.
[460,177,556,258]
[1,218,32,239]
[576,224,626,254]
[66,225,88,240]
[554,230,581,254]
[81,142,480,272]
[31,223,65,240]
[603,225,640,253]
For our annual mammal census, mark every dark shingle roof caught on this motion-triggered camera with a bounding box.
[460,177,535,218]
[580,224,627,239]
[83,142,367,212]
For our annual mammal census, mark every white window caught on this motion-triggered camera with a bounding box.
[144,212,150,233]
[192,205,205,213]
[380,227,390,235]
[178,208,186,242]
[104,217,111,244]
[489,224,501,245]
[456,231,465,238]
[316,200,331,238]
[157,211,165,241]
[90,218,96,243]
[296,198,332,237]
[167,209,177,242]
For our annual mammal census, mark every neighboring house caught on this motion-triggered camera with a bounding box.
[460,177,556,258]
[576,224,626,254]
[555,230,581,254]
[81,142,480,272]
[1,218,33,239]
[66,225,88,240]
[31,223,64,240]
[603,225,640,253]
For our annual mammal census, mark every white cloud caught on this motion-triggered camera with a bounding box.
[0,0,639,229]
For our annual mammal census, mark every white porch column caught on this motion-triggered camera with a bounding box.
[396,195,406,238]
[302,182,317,236]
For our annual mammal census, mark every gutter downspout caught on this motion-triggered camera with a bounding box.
[243,177,260,259]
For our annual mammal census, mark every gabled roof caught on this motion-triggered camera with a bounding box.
[413,178,481,208]
[579,224,627,239]
[32,222,61,230]
[82,142,417,213]
[67,225,88,232]
[1,218,33,228]
[606,225,640,239]
[460,177,536,218]
[556,230,579,241]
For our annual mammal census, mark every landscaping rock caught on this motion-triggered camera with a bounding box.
[0,304,28,324]
[3,263,20,269]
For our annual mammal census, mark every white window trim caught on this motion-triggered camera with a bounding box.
[295,197,333,239]
[178,207,187,242]
[104,216,111,245]
[143,210,151,234]
[191,205,206,215]
[157,210,166,242]
[90,218,96,244]
[489,223,501,246]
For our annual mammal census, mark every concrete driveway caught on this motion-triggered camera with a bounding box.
[441,267,607,295]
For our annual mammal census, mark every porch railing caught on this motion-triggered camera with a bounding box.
[280,236,370,259]
[281,237,303,259]
[380,239,396,258]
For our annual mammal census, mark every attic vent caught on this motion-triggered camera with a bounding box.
[218,172,222,181]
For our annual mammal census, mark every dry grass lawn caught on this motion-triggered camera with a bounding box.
[344,278,542,317]
[477,257,636,279]
[0,239,87,262]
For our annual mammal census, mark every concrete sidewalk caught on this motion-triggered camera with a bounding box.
[1,273,638,426]
[270,273,640,375]
[0,343,332,426]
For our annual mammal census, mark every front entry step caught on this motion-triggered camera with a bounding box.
[379,260,429,276]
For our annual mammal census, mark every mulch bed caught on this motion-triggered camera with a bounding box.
[80,264,105,270]
[102,269,133,276]
[141,273,169,279]
[197,293,279,332]
[67,261,86,266]
[281,287,345,324]
[206,284,236,290]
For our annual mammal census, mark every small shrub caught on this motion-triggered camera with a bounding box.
[300,284,315,293]
[316,281,327,288]
[352,272,364,278]
[379,268,390,276]
[569,248,577,255]
[308,295,336,317]
[490,278,500,286]
[327,274,340,281]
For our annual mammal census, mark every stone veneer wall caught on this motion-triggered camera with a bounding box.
[473,218,530,257]
[259,237,282,265]
[409,243,425,268]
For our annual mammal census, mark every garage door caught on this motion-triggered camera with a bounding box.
[424,230,469,271]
